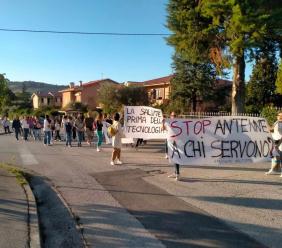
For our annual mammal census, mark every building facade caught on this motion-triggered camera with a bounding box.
[60,79,119,110]
[125,75,173,105]
[31,92,62,109]
[125,75,232,112]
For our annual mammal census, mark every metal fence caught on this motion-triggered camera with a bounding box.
[177,112,261,119]
[172,107,282,119]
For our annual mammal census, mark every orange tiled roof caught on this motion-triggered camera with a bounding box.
[142,75,174,86]
[82,78,119,87]
[59,78,119,92]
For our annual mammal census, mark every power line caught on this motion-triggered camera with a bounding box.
[0,28,171,36]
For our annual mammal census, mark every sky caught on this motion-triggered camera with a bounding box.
[0,0,252,85]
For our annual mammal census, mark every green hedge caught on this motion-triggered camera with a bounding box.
[260,106,280,126]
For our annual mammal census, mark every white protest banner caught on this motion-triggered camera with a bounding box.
[124,106,167,139]
[166,116,273,165]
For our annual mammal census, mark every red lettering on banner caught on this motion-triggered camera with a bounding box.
[182,120,193,135]
[170,121,183,137]
[194,121,203,135]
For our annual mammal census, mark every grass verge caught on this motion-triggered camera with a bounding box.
[0,163,27,186]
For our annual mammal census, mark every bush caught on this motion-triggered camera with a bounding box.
[245,104,260,114]
[260,106,279,126]
[64,102,88,113]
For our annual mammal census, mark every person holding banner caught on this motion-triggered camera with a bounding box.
[163,111,181,181]
[110,113,123,166]
[266,112,282,176]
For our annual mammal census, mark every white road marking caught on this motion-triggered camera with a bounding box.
[19,148,38,165]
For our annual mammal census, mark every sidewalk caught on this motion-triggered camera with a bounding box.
[0,167,39,248]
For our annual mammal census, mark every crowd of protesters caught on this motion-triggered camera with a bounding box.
[1,110,281,181]
[1,111,127,166]
[6,113,110,147]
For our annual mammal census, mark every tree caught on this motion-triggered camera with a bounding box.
[167,0,282,113]
[98,84,120,114]
[276,61,282,94]
[0,74,10,113]
[118,86,149,106]
[22,82,27,94]
[170,53,216,112]
[98,84,149,113]
[246,41,278,110]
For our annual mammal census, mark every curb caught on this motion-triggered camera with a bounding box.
[23,180,41,248]
[51,182,89,247]
[0,164,41,248]
[28,175,87,247]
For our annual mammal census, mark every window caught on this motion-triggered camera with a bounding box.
[156,89,162,100]
[47,98,51,105]
[151,89,156,100]
[41,98,44,104]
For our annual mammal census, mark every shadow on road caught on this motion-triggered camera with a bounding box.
[193,195,282,211]
[29,175,84,248]
[87,168,265,248]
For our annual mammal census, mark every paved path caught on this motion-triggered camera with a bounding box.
[0,167,28,248]
[0,135,281,247]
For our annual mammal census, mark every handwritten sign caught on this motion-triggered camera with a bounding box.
[167,117,273,165]
[124,106,166,139]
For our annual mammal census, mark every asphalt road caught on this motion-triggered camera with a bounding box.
[0,134,281,247]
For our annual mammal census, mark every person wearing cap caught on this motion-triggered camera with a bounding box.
[265,112,282,176]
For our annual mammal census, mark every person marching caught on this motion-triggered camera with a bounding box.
[95,112,104,152]
[33,116,42,141]
[110,113,123,165]
[21,116,30,141]
[43,115,52,146]
[54,119,62,141]
[3,116,11,134]
[75,114,85,147]
[84,113,94,146]
[65,116,73,147]
[12,116,21,141]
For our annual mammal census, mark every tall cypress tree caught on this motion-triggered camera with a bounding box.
[170,53,216,112]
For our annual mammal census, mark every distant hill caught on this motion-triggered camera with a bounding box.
[8,81,67,94]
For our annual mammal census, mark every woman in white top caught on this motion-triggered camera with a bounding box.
[110,113,123,165]
[21,116,30,141]
[43,115,52,146]
[272,112,282,143]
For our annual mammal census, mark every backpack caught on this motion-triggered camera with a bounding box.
[107,125,117,137]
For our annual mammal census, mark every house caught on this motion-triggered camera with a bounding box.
[31,91,62,109]
[59,79,119,110]
[125,75,232,112]
[125,75,173,105]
